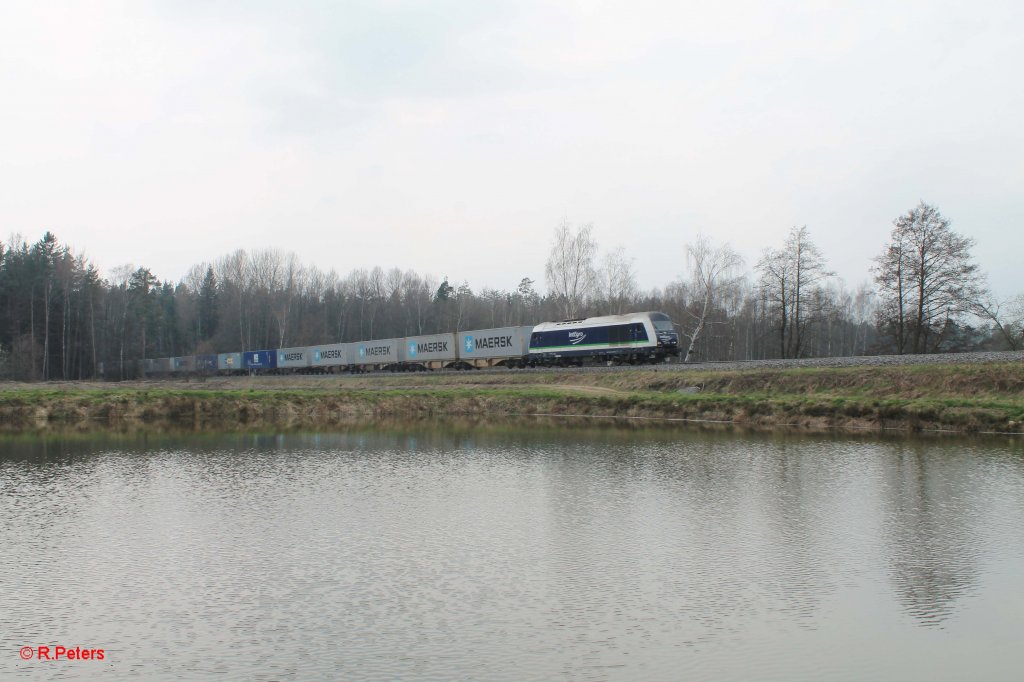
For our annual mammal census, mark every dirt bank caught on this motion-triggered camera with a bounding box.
[1,362,1021,435]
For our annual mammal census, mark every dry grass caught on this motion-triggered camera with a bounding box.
[1,362,1021,434]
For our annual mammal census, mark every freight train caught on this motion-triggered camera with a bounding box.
[99,311,680,378]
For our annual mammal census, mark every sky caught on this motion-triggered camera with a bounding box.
[2,0,1022,297]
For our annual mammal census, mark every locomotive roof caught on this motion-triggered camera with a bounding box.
[533,311,668,330]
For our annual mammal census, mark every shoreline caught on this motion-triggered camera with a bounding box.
[1,362,1021,436]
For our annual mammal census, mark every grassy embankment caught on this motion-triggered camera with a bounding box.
[0,361,1022,434]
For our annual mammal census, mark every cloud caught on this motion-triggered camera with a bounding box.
[1,1,1022,295]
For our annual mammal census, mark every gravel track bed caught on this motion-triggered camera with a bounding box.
[458,350,1024,376]
[397,349,1024,379]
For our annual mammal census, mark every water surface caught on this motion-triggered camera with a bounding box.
[2,423,1023,680]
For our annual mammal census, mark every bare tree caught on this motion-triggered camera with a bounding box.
[873,202,985,354]
[599,246,639,314]
[756,225,831,358]
[756,246,793,358]
[545,219,597,319]
[682,233,743,361]
[784,226,832,357]
[974,293,1024,351]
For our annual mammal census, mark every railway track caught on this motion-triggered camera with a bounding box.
[351,349,1024,379]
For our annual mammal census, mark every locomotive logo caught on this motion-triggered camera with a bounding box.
[569,331,586,345]
[408,341,417,358]
[464,336,475,353]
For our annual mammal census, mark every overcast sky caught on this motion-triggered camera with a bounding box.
[2,0,1021,297]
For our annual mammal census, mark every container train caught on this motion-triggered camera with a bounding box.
[99,311,679,378]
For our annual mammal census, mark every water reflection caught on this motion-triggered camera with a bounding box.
[881,442,982,626]
[2,422,1023,681]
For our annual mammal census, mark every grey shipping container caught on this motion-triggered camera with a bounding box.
[151,357,173,373]
[172,356,196,372]
[458,326,532,366]
[309,343,349,370]
[277,346,311,370]
[353,338,401,367]
[401,333,458,367]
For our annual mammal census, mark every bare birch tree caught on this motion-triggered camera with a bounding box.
[682,233,743,361]
[600,246,639,314]
[545,219,597,319]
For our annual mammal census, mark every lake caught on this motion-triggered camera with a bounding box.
[2,421,1023,680]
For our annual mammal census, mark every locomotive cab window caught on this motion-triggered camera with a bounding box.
[650,312,674,332]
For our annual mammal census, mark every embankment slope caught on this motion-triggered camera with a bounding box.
[1,361,1022,434]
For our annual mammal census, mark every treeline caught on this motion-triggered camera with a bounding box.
[1,202,1020,380]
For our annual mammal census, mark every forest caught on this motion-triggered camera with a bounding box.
[1,203,1020,380]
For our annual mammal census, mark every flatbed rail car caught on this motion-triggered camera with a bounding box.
[529,312,679,365]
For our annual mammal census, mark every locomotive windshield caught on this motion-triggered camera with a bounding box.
[649,313,675,332]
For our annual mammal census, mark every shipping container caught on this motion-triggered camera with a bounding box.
[401,333,458,369]
[309,343,349,371]
[277,346,311,370]
[218,352,243,372]
[195,355,218,372]
[458,326,533,367]
[172,356,196,372]
[353,338,401,368]
[151,357,173,374]
[243,350,278,370]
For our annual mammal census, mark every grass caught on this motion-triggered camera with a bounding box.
[0,361,1021,434]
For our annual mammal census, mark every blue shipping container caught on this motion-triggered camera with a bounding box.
[243,350,278,370]
[195,355,218,371]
